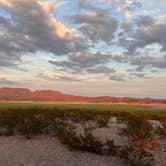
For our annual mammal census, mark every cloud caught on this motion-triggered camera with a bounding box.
[109,75,125,81]
[119,16,166,55]
[136,15,155,27]
[36,72,81,82]
[0,0,74,39]
[69,51,110,66]
[56,76,81,82]
[129,72,145,78]
[134,17,166,51]
[131,56,166,69]
[0,0,87,67]
[0,0,165,90]
[0,78,17,85]
[98,0,141,22]
[71,10,118,43]
[125,0,141,10]
[119,22,133,36]
[77,0,97,10]
[86,65,115,74]
[49,51,112,74]
[123,10,131,22]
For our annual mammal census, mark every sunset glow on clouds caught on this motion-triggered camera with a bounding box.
[0,0,166,98]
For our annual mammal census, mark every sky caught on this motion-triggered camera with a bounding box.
[0,0,166,99]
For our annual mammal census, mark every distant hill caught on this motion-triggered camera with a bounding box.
[0,87,165,104]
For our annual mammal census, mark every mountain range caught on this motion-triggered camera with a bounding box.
[0,87,165,104]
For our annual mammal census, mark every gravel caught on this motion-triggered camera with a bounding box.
[93,117,128,146]
[0,136,128,166]
[0,117,165,166]
[154,139,166,166]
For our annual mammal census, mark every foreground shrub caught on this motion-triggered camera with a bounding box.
[0,105,164,165]
[119,114,160,166]
[78,131,103,154]
[16,116,45,139]
[54,120,103,154]
[119,145,154,166]
[105,139,118,155]
[95,115,110,127]
[54,120,119,155]
[156,119,166,138]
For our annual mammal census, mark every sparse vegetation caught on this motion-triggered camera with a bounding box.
[0,103,165,166]
[119,114,160,166]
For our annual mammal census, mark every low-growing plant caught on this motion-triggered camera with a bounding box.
[120,113,154,139]
[0,104,165,165]
[54,120,81,148]
[95,115,110,127]
[16,116,45,139]
[119,114,160,166]
[156,121,166,138]
[105,139,118,155]
[78,131,103,154]
[157,126,165,135]
[118,144,157,166]
[54,120,104,154]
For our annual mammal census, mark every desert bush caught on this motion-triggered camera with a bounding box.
[54,120,81,148]
[78,131,103,154]
[119,114,160,166]
[104,139,118,155]
[95,115,110,127]
[16,116,45,139]
[119,145,154,166]
[155,126,165,138]
[119,114,153,139]
[53,119,119,155]
[0,104,164,166]
[54,120,104,154]
[155,118,166,138]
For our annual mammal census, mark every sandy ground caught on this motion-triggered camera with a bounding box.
[0,136,128,166]
[0,136,165,166]
[154,139,166,166]
[0,118,165,166]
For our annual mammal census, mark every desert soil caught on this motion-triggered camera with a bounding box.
[0,135,165,166]
[0,118,165,166]
[0,136,128,166]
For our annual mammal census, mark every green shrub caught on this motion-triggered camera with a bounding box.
[119,145,154,166]
[16,116,45,139]
[119,114,160,166]
[105,139,118,155]
[95,115,110,127]
[78,131,103,154]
